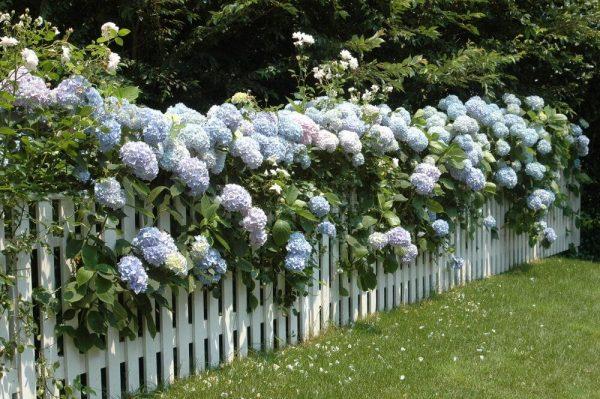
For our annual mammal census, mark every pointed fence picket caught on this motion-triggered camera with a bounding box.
[0,192,580,399]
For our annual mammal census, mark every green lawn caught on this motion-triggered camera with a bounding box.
[144,257,600,399]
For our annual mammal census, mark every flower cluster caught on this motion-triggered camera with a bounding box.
[131,227,188,275]
[189,235,228,285]
[285,232,312,272]
[410,162,441,196]
[117,255,148,294]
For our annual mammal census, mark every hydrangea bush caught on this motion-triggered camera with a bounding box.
[0,18,590,355]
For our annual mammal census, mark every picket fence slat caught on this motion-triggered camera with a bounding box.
[0,193,580,398]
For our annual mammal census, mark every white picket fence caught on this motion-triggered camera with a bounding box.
[0,189,580,399]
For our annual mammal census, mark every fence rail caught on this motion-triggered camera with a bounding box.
[0,190,580,399]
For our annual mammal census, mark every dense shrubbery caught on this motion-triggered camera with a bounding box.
[4,0,597,258]
[0,11,590,361]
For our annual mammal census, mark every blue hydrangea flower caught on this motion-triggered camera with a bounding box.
[465,167,486,191]
[190,235,210,262]
[495,139,511,157]
[405,127,429,153]
[410,172,436,196]
[483,216,496,229]
[352,152,365,167]
[536,139,552,155]
[194,248,228,285]
[453,134,474,152]
[502,93,521,106]
[492,122,509,138]
[543,227,557,243]
[176,157,210,196]
[140,108,172,146]
[452,115,479,135]
[369,125,398,153]
[389,114,409,141]
[465,96,488,121]
[428,126,451,143]
[285,232,312,272]
[525,96,544,111]
[446,102,467,120]
[368,232,389,250]
[73,166,91,183]
[277,111,304,143]
[432,219,449,237]
[317,221,337,237]
[11,68,55,108]
[93,117,122,152]
[219,184,252,213]
[160,139,190,172]
[308,196,330,217]
[203,117,233,147]
[339,130,362,154]
[207,103,242,130]
[401,244,418,263]
[132,227,178,267]
[94,178,126,210]
[241,207,267,233]
[117,255,148,294]
[386,226,411,246]
[53,75,90,107]
[527,189,555,211]
[495,166,518,189]
[166,102,206,125]
[179,123,210,154]
[525,162,546,181]
[231,136,264,169]
[120,141,159,181]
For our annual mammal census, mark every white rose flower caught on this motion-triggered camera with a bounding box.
[0,36,18,47]
[61,46,71,63]
[101,22,119,39]
[269,184,283,195]
[107,51,120,72]
[292,32,315,47]
[21,48,38,71]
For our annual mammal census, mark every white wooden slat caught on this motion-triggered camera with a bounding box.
[235,272,248,356]
[174,201,191,378]
[310,243,320,337]
[222,273,235,362]
[275,274,287,348]
[207,288,220,367]
[36,201,60,398]
[340,272,350,325]
[288,296,298,345]
[122,195,141,392]
[350,271,359,321]
[192,289,205,373]
[376,260,385,311]
[263,280,275,350]
[386,265,394,310]
[329,235,339,326]
[320,235,330,329]
[14,203,36,399]
[157,213,175,384]
[299,289,310,341]
[250,283,262,350]
[0,207,12,398]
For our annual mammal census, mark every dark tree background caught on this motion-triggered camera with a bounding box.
[3,0,599,257]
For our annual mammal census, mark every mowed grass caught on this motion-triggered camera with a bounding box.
[146,257,600,399]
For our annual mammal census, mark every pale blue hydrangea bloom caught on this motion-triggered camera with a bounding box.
[219,184,252,213]
[73,166,91,183]
[339,130,362,154]
[437,94,461,111]
[305,107,324,126]
[53,75,90,107]
[203,117,233,147]
[543,227,557,243]
[465,96,488,121]
[483,216,496,229]
[495,139,511,157]
[446,102,467,120]
[369,125,398,153]
[495,166,518,189]
[308,196,331,217]
[388,114,409,141]
[415,163,442,180]
[117,255,148,294]
[428,126,451,143]
[231,136,263,169]
[502,93,521,106]
[352,152,365,167]
[139,108,172,146]
[179,123,210,154]
[410,172,436,196]
[452,115,479,135]
[536,139,552,155]
[525,162,546,180]
[132,227,178,267]
[241,207,267,233]
[94,178,126,210]
[119,141,159,181]
[406,127,429,153]
[527,189,555,211]
[285,232,312,272]
[277,111,304,143]
[465,167,486,191]
[317,221,337,237]
[93,118,122,152]
[525,96,544,111]
[453,134,474,152]
[207,103,242,130]
[368,232,389,250]
[194,248,228,285]
[176,157,210,196]
[576,135,589,156]
[401,244,418,263]
[386,226,411,247]
[12,68,55,108]
[166,102,206,125]
[492,122,509,138]
[432,219,449,237]
[251,112,278,136]
[190,235,210,262]
[160,139,190,172]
